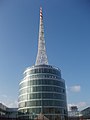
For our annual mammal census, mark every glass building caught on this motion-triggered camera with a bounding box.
[18,7,68,120]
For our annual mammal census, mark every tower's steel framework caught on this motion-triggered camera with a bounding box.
[35,7,48,65]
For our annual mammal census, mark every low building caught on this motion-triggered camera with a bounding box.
[68,106,80,120]
[81,107,90,119]
[0,103,7,116]
[0,103,18,120]
[6,108,18,118]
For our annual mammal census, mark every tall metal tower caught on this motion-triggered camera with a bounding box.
[18,7,68,120]
[35,7,48,65]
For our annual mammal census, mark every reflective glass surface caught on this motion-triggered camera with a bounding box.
[18,65,67,120]
[20,79,65,88]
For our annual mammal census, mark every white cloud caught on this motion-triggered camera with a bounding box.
[70,85,81,92]
[68,102,87,111]
[7,100,18,108]
[77,102,87,108]
[0,94,18,108]
[68,103,75,111]
[1,94,7,98]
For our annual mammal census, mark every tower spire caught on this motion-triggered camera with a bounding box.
[35,7,48,65]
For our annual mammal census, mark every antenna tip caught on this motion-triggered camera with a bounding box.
[40,6,42,8]
[40,6,42,11]
[40,6,43,17]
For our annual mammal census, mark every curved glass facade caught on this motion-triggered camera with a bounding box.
[18,65,67,120]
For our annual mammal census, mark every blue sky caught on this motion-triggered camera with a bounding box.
[0,0,90,110]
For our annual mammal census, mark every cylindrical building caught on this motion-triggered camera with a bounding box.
[18,7,68,120]
[18,65,67,120]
